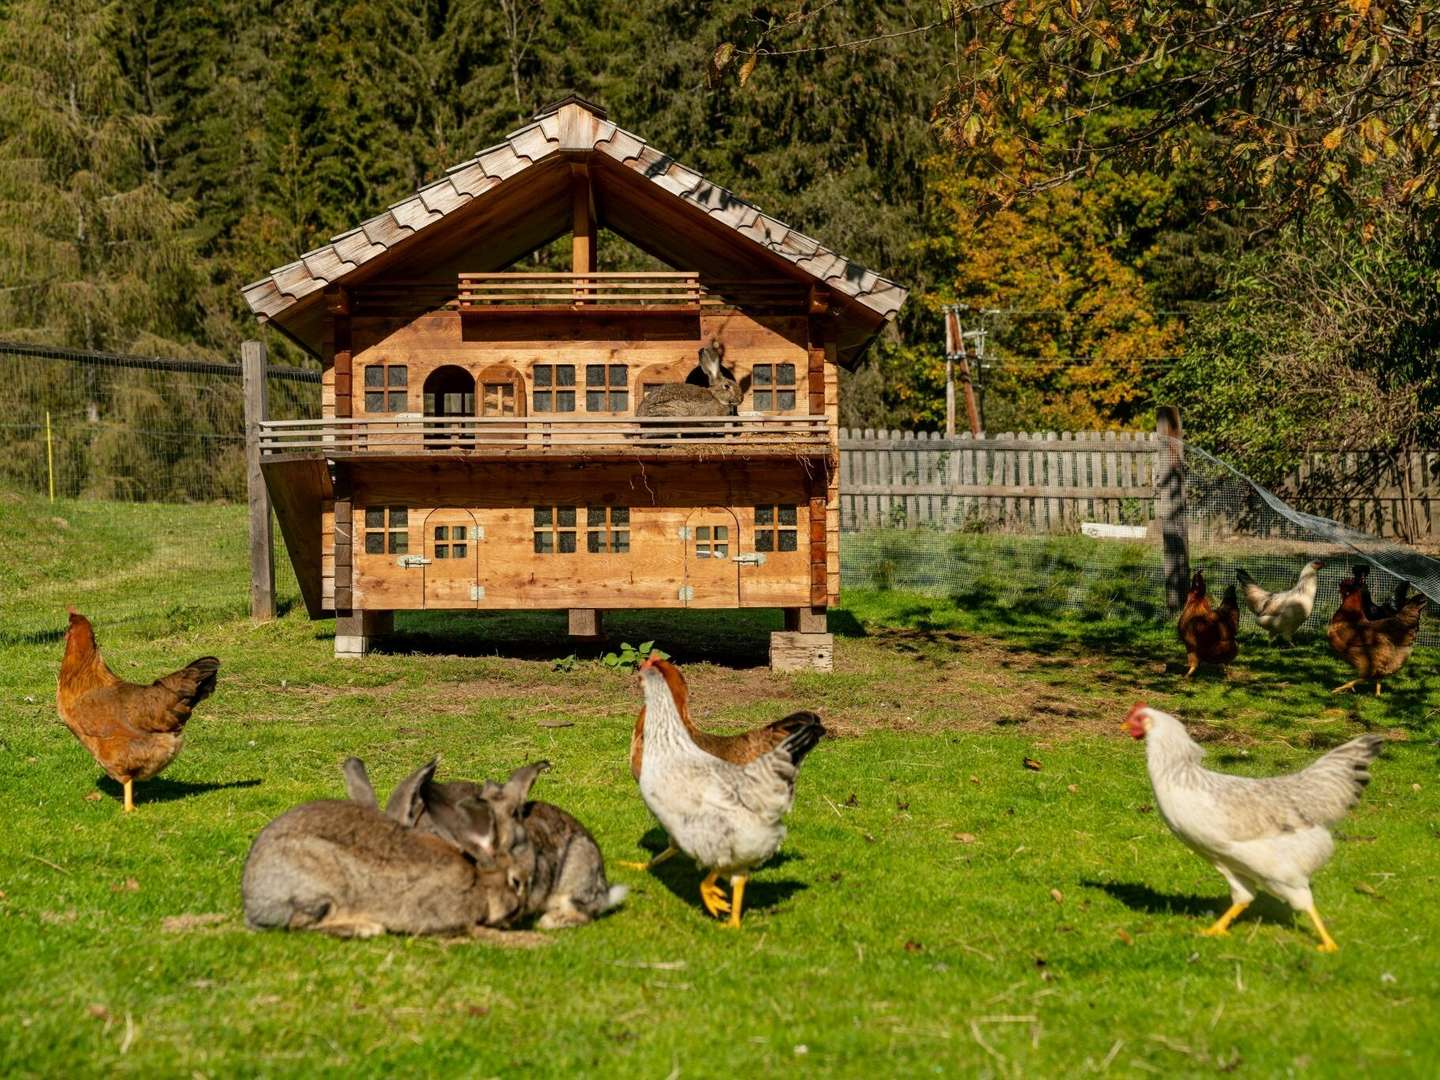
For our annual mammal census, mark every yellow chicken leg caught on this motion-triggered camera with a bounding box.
[1307,907,1339,953]
[122,779,135,813]
[698,870,731,917]
[724,874,748,929]
[1374,682,1382,698]
[618,843,677,872]
[1331,680,1361,695]
[1199,901,1249,937]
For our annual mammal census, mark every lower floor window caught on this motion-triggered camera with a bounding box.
[534,506,577,553]
[694,524,729,559]
[363,506,408,554]
[755,505,798,552]
[587,507,630,553]
[433,524,471,559]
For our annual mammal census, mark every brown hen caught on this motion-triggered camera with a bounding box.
[622,656,822,872]
[1328,577,1426,696]
[1177,570,1240,677]
[57,609,220,811]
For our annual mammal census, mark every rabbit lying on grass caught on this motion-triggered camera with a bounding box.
[346,757,626,929]
[242,760,523,937]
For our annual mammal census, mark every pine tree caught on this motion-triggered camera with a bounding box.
[0,0,202,352]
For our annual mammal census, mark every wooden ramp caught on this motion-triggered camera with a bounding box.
[261,456,332,617]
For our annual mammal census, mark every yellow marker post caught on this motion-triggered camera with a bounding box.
[46,409,55,502]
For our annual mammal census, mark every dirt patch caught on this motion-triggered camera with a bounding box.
[162,912,229,932]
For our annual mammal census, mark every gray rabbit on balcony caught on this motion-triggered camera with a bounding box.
[635,340,743,418]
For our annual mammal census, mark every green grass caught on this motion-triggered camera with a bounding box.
[2,489,1439,1077]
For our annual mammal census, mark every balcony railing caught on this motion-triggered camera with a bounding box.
[257,414,831,458]
[457,272,701,313]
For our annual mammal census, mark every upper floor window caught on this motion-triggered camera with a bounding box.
[362,506,408,554]
[533,506,577,553]
[755,505,798,552]
[482,382,517,416]
[587,506,630,553]
[586,364,628,412]
[364,364,408,412]
[751,363,796,412]
[532,364,575,413]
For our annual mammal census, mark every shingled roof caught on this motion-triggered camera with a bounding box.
[241,98,907,364]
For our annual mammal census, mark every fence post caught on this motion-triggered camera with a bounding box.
[1156,406,1189,611]
[243,340,276,620]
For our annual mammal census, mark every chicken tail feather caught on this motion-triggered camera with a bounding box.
[156,656,221,707]
[775,716,826,768]
[1297,734,1386,825]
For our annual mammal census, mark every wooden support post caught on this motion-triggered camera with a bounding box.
[1156,406,1189,611]
[335,611,392,659]
[770,631,834,673]
[242,340,275,620]
[568,608,603,641]
[784,607,828,634]
[571,164,596,287]
[326,287,352,418]
[333,465,353,612]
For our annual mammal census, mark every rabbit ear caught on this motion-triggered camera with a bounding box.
[385,758,439,826]
[341,757,378,810]
[421,786,499,861]
[699,343,721,380]
[494,761,550,815]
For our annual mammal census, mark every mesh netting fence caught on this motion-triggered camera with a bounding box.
[0,342,320,642]
[840,434,1440,647]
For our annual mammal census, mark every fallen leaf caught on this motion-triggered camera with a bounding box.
[904,939,923,953]
[87,1004,111,1021]
[896,799,910,811]
[84,792,102,802]
[1116,928,1134,946]
[465,1004,490,1017]
[1354,882,1384,899]
[954,832,977,844]
[1049,888,1064,904]
[969,775,980,785]
[843,793,859,807]
[1137,803,1154,814]
[110,878,139,893]
[1412,783,1422,792]
[1023,757,1043,771]
[1066,784,1078,794]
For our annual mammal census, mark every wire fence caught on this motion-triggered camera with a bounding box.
[840,435,1440,647]
[0,342,319,642]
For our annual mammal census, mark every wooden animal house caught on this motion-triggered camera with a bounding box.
[242,97,907,669]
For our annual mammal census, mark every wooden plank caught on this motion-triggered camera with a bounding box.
[261,456,332,618]
[242,341,276,621]
[1156,408,1188,611]
[333,467,354,612]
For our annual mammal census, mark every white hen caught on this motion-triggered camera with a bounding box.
[635,656,824,927]
[1124,704,1383,952]
[1235,560,1325,643]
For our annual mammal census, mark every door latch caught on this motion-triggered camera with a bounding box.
[733,552,766,566]
[398,555,431,568]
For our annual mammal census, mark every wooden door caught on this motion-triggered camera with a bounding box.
[481,381,521,442]
[683,507,740,608]
[423,509,480,608]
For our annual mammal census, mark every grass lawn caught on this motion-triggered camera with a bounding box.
[2,489,1438,1077]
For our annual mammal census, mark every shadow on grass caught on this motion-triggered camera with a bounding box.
[96,776,262,805]
[361,609,784,669]
[621,826,808,918]
[1085,879,1298,928]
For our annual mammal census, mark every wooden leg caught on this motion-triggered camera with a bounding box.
[335,610,392,659]
[568,608,603,641]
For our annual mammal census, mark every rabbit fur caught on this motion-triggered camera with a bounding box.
[348,758,626,929]
[635,340,742,418]
[242,759,523,937]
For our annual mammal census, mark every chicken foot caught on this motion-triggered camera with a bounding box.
[724,874,748,929]
[1307,907,1339,953]
[698,870,731,917]
[1331,680,1364,695]
[617,843,678,873]
[1199,901,1249,937]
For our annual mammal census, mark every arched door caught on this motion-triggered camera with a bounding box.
[423,365,476,448]
[423,508,480,608]
[682,507,740,608]
[477,363,525,442]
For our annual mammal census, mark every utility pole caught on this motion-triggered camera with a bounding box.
[943,306,983,436]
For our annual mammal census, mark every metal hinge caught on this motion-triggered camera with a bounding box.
[398,555,431,568]
[677,585,694,602]
[471,584,486,600]
[733,552,766,566]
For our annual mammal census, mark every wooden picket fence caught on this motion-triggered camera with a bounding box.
[838,429,1440,541]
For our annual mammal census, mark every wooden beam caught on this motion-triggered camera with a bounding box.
[571,164,596,276]
[326,285,353,418]
[568,608,603,640]
[333,465,354,612]
[242,340,275,621]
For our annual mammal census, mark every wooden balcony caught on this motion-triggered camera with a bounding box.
[257,414,832,462]
[457,272,701,315]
